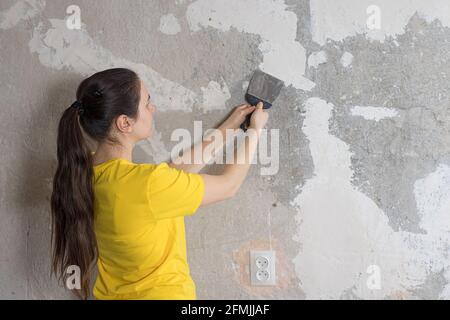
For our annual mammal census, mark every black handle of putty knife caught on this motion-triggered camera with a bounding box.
[240,113,252,131]
[240,97,272,131]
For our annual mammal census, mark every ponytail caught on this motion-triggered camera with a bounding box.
[50,68,141,299]
[50,103,97,300]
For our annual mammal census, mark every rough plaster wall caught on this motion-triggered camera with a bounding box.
[0,0,449,299]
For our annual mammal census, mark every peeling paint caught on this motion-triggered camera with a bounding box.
[292,97,450,299]
[159,13,181,35]
[0,0,45,30]
[310,0,450,44]
[350,106,399,121]
[414,165,450,238]
[186,0,315,91]
[28,19,197,113]
[199,79,231,112]
[26,17,200,162]
[307,51,327,69]
[340,52,353,68]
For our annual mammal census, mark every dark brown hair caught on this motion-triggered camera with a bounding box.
[50,68,141,299]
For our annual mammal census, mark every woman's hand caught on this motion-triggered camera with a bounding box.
[220,104,256,130]
[249,102,269,131]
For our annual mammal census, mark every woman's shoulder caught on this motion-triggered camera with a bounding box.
[129,161,173,179]
[92,159,160,180]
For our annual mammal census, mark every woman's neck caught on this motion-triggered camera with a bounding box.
[93,141,134,165]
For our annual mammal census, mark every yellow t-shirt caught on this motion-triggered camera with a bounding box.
[92,159,205,300]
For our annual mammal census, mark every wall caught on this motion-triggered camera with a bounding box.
[1,0,450,299]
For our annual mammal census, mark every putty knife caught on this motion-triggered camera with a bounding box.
[240,69,285,131]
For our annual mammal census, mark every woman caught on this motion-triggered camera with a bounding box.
[50,68,268,300]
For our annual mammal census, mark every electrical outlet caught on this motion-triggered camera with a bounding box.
[250,250,276,286]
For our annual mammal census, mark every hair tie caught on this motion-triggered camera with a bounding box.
[70,100,84,115]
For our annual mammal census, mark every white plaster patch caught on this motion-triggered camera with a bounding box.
[340,52,354,68]
[414,164,450,298]
[29,19,196,113]
[414,164,450,234]
[159,13,181,35]
[310,0,450,45]
[351,106,399,121]
[200,79,231,111]
[0,0,45,30]
[291,97,450,299]
[28,18,201,162]
[186,0,315,91]
[307,51,327,69]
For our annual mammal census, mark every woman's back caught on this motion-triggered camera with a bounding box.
[92,159,204,299]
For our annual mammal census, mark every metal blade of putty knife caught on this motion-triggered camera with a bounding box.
[241,69,285,131]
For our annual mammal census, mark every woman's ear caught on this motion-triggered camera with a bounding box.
[115,115,134,133]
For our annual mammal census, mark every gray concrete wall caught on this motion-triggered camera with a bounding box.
[1,0,450,299]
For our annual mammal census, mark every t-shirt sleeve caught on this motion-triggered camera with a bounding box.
[147,162,205,220]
